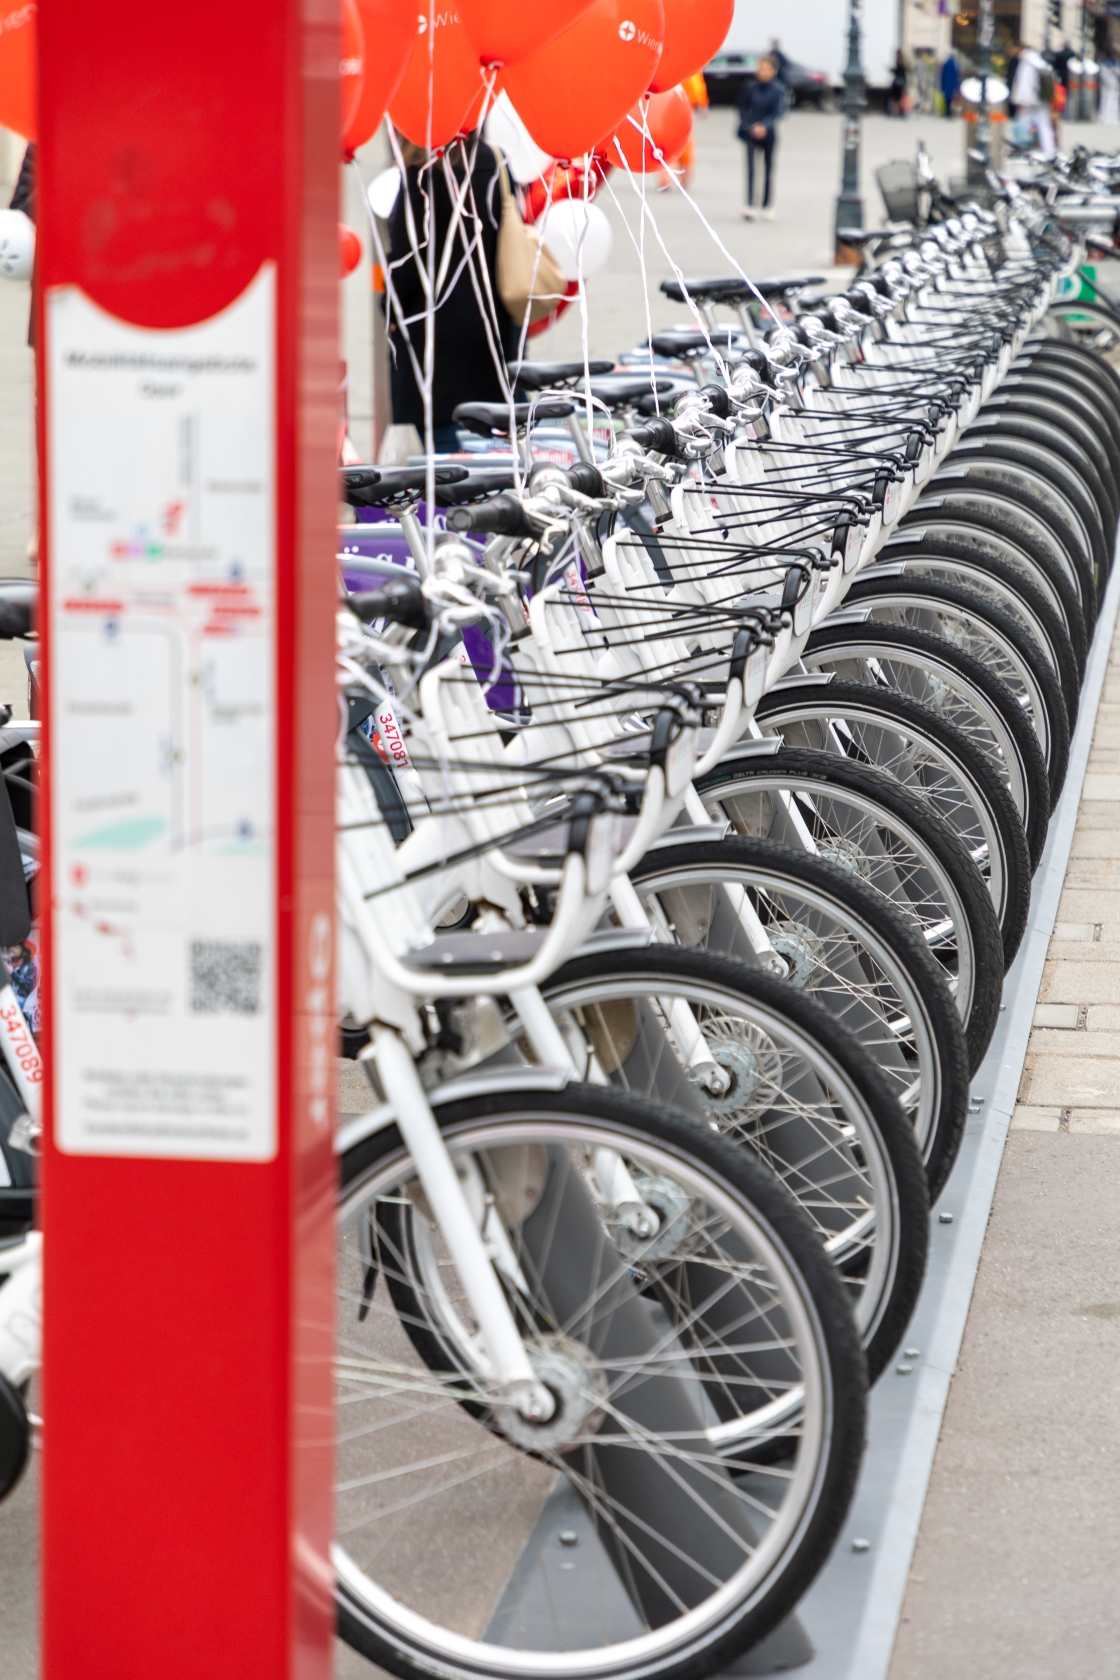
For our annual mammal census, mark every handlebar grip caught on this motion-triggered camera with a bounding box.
[698,383,731,420]
[627,417,680,457]
[347,574,429,629]
[565,461,605,498]
[445,495,539,538]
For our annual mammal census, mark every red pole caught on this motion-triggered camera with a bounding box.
[36,3,339,1675]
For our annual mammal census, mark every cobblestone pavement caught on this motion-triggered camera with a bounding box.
[889,611,1120,1680]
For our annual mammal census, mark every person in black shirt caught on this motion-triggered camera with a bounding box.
[383,135,516,453]
[737,56,783,220]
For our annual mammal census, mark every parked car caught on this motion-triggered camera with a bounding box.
[704,50,838,109]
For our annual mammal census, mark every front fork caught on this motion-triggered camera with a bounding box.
[365,1025,556,1425]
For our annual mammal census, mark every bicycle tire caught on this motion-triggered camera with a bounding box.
[912,483,1095,632]
[801,623,1051,871]
[694,746,1005,1071]
[867,542,1081,727]
[755,676,1032,960]
[626,835,971,1201]
[336,1083,867,1680]
[948,433,1108,615]
[843,573,1071,801]
[536,946,929,1379]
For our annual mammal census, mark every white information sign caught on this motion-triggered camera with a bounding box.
[47,266,277,1160]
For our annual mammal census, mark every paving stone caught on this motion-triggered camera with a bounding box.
[1046,961,1120,1004]
[1070,831,1120,859]
[1023,1057,1120,1107]
[1067,833,1120,860]
[1032,1003,1079,1030]
[1050,922,1096,942]
[1065,805,1120,829]
[1079,775,1120,800]
[1009,1106,1062,1132]
[1029,1030,1120,1057]
[1068,1111,1120,1134]
[1088,1005,1120,1031]
[1043,940,1106,961]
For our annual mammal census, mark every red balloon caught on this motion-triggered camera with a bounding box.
[340,223,364,276]
[502,0,665,161]
[389,10,487,149]
[600,86,692,171]
[341,0,365,138]
[0,1,35,142]
[648,0,732,93]
[344,0,415,152]
[459,0,597,69]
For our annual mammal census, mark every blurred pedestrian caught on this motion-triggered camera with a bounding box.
[1100,56,1120,124]
[769,38,791,92]
[384,134,516,453]
[939,52,960,117]
[1011,42,1056,159]
[737,55,783,220]
[888,51,910,117]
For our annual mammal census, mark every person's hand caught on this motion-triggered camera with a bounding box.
[750,122,766,138]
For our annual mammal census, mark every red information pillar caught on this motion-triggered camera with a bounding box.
[36,3,339,1674]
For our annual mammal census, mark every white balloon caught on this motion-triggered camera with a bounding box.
[537,200,613,283]
[0,210,33,281]
[367,167,401,223]
[960,75,1008,104]
[485,92,552,186]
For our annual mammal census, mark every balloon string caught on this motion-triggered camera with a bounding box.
[624,103,783,333]
[594,165,661,410]
[352,151,429,459]
[607,130,733,385]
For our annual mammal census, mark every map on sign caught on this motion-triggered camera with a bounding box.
[47,266,277,1160]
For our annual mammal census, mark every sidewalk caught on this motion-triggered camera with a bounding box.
[888,607,1120,1679]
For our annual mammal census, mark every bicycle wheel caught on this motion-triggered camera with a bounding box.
[843,574,1071,800]
[990,392,1118,540]
[535,945,929,1378]
[942,436,1106,629]
[626,836,971,1201]
[894,510,1089,667]
[754,679,1032,962]
[931,449,1098,610]
[336,1084,866,1680]
[800,624,1051,869]
[694,746,1005,1071]
[1044,296,1120,368]
[872,541,1081,723]
[912,483,1095,631]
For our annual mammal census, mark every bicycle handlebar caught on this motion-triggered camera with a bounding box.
[347,573,429,629]
[445,496,544,538]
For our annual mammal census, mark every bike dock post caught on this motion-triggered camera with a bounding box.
[36,4,339,1672]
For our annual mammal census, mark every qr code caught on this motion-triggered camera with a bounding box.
[189,940,262,1015]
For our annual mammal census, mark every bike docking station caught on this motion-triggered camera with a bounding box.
[36,2,340,1671]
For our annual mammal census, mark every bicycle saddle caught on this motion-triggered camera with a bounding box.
[340,464,468,507]
[434,466,519,504]
[659,277,753,304]
[751,274,826,299]
[585,374,676,410]
[453,398,576,435]
[508,358,614,389]
[648,326,743,360]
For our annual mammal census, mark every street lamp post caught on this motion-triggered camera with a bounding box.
[835,0,867,257]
